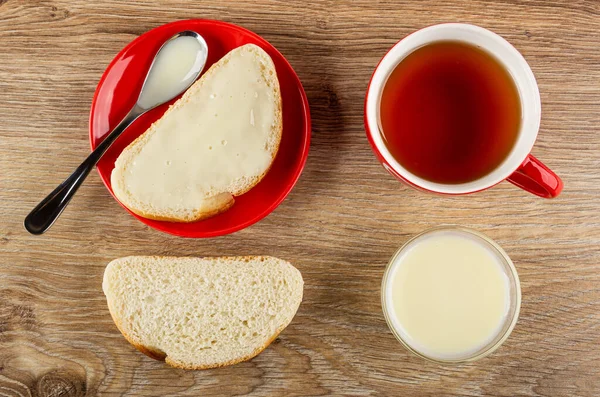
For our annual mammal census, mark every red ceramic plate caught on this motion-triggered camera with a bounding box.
[89,20,311,237]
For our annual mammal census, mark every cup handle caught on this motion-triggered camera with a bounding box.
[506,155,563,198]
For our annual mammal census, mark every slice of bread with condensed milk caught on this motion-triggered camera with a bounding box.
[111,44,282,222]
[102,256,303,369]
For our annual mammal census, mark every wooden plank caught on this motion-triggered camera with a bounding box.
[1,0,599,395]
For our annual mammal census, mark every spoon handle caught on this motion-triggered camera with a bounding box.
[24,105,144,235]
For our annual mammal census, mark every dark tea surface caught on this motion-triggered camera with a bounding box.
[380,41,521,184]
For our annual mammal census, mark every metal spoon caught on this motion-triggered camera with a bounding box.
[24,31,208,235]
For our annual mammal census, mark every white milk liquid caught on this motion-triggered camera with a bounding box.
[137,35,207,109]
[384,229,511,360]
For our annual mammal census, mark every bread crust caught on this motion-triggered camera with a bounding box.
[104,255,302,370]
[111,44,282,223]
[125,194,235,223]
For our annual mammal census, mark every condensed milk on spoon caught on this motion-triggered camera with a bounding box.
[137,34,208,109]
[381,227,521,363]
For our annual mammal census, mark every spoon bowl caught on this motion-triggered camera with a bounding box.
[136,31,208,111]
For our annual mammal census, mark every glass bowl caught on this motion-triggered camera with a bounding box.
[381,226,521,363]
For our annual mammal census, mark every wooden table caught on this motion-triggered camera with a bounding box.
[1,1,599,396]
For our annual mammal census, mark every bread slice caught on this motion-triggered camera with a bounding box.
[111,44,282,222]
[102,256,303,369]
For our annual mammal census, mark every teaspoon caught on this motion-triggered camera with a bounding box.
[24,30,208,235]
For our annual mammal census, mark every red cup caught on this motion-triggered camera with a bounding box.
[365,24,563,198]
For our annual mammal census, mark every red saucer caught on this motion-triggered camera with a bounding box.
[89,20,311,237]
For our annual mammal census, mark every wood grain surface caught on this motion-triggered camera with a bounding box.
[1,0,599,396]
